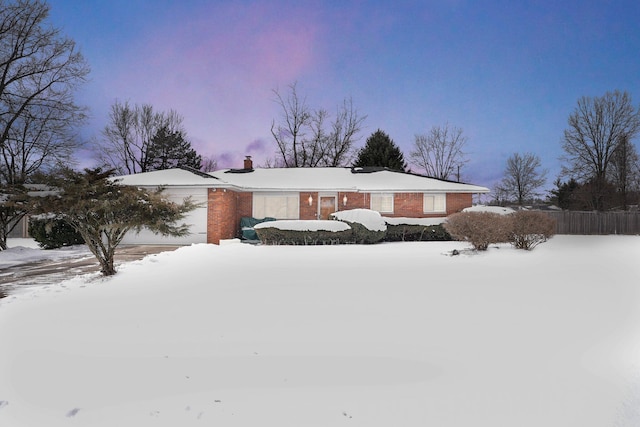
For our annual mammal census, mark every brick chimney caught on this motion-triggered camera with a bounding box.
[243,156,253,170]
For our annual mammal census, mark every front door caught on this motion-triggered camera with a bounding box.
[320,196,336,220]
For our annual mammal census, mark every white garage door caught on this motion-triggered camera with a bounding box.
[121,187,208,245]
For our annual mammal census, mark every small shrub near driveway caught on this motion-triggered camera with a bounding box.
[29,216,85,249]
[510,210,556,250]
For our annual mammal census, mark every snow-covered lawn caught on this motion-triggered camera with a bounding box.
[1,236,639,426]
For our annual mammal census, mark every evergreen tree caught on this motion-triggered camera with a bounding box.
[32,168,196,275]
[353,129,407,171]
[147,126,202,171]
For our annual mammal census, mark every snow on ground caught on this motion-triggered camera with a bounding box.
[0,238,91,269]
[1,236,640,427]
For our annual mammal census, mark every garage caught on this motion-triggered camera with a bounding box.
[120,187,208,245]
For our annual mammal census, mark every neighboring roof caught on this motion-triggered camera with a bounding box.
[115,167,490,193]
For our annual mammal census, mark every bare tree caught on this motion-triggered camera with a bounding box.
[0,0,89,184]
[561,90,640,210]
[410,123,468,180]
[608,135,640,209]
[495,152,547,206]
[96,101,185,174]
[0,102,82,185]
[270,82,366,167]
[270,82,310,167]
[321,98,366,167]
[201,155,218,172]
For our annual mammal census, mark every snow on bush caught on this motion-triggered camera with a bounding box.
[254,220,350,232]
[330,209,387,244]
[330,209,386,231]
[254,220,352,245]
[463,205,516,215]
[383,217,446,226]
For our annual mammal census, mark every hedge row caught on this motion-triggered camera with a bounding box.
[254,227,355,245]
[254,219,452,245]
[384,223,451,242]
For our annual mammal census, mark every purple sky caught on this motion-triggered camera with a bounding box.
[47,0,640,192]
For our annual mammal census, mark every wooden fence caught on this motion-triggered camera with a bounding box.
[542,211,640,235]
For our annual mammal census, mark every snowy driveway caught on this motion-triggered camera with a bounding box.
[0,242,178,298]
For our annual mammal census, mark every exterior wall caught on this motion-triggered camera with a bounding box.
[337,192,474,218]
[299,192,318,220]
[207,189,476,244]
[207,188,238,244]
[236,192,253,225]
[391,193,427,217]
[337,191,366,212]
[446,193,473,215]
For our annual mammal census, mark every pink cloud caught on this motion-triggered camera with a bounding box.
[99,3,326,171]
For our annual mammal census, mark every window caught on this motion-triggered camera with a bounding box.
[370,193,394,213]
[424,194,446,213]
[253,194,299,219]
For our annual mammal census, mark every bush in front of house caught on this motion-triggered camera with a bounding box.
[510,210,556,250]
[385,223,452,242]
[254,221,353,245]
[254,228,353,245]
[330,209,386,244]
[444,211,512,251]
[28,216,85,249]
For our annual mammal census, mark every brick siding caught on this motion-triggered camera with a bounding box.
[207,189,474,243]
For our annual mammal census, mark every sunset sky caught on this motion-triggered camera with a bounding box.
[46,0,640,192]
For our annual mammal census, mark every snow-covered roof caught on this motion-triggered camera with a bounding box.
[212,167,490,193]
[115,167,490,193]
[115,168,221,187]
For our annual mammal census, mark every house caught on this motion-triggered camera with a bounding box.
[116,157,490,245]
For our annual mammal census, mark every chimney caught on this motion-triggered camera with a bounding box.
[243,156,253,170]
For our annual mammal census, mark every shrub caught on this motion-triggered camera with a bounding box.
[510,211,556,250]
[385,223,452,242]
[330,209,386,244]
[28,216,84,249]
[254,226,353,245]
[444,211,512,251]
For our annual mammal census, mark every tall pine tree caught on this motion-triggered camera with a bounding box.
[353,129,407,171]
[147,126,203,171]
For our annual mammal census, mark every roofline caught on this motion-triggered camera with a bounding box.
[213,186,490,193]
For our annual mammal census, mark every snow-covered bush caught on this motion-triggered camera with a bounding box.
[254,220,352,245]
[510,210,556,250]
[444,211,512,251]
[330,209,386,244]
